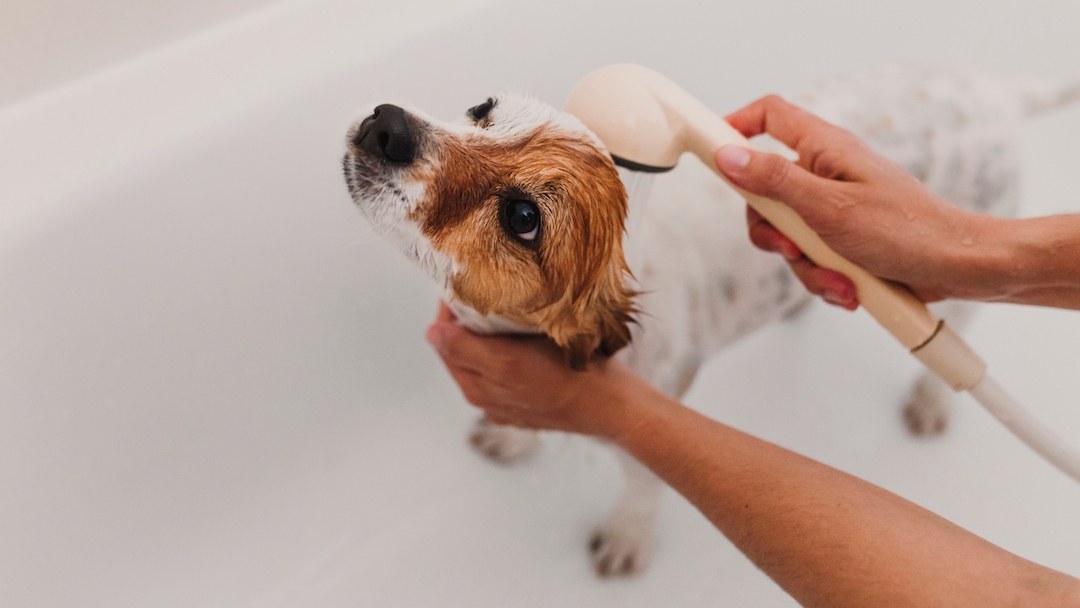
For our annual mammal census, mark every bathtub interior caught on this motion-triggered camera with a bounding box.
[1,0,1079,606]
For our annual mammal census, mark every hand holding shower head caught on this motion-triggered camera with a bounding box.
[564,64,982,388]
[565,64,1080,482]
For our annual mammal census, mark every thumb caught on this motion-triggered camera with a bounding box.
[716,145,829,219]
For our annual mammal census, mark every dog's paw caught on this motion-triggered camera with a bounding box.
[468,418,540,464]
[904,375,953,436]
[588,520,654,578]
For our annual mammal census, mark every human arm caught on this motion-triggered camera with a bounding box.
[426,304,1080,607]
[603,378,1080,607]
[715,95,1080,310]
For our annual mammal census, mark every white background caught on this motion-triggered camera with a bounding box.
[1,0,1078,606]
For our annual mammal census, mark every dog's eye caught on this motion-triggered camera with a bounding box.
[468,98,495,122]
[504,199,539,242]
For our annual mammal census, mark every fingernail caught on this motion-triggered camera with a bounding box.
[822,291,846,306]
[717,145,751,172]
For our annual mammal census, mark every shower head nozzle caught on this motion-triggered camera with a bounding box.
[564,64,745,174]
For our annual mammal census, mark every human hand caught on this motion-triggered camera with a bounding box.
[425,302,643,438]
[715,95,995,306]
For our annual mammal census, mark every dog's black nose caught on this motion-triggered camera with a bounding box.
[355,104,416,163]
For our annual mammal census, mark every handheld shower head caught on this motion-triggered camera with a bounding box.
[565,64,1080,483]
[565,64,979,387]
[565,63,737,172]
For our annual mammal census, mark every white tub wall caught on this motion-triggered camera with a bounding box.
[0,0,503,238]
[0,0,283,106]
[1,1,1079,607]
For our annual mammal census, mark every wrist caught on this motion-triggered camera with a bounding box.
[589,365,683,451]
[957,214,1080,304]
[941,211,1016,300]
[579,363,640,441]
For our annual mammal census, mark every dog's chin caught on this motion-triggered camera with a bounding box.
[344,154,384,203]
[345,160,413,226]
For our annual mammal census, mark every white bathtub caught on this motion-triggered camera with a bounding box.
[2,0,1079,605]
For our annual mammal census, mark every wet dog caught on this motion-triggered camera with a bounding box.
[343,64,1074,575]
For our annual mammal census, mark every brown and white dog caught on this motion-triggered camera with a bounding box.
[343,64,1076,576]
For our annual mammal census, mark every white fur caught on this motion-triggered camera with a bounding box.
[344,64,1075,577]
[446,299,541,336]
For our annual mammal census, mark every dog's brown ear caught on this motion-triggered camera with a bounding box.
[547,271,637,372]
[523,132,637,371]
[564,333,598,371]
[559,303,634,371]
[596,304,634,358]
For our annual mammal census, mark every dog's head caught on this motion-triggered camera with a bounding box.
[342,94,634,368]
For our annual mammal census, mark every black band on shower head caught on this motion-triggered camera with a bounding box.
[611,154,676,173]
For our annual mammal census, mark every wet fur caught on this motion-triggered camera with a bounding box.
[345,98,634,368]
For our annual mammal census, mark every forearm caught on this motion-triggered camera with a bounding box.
[426,300,1079,603]
[600,377,1080,607]
[957,213,1080,308]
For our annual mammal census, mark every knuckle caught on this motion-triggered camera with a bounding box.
[761,94,786,110]
[465,385,492,408]
[788,258,817,285]
[759,154,791,192]
[823,185,858,213]
[439,329,464,359]
[747,227,769,250]
[837,129,868,151]
[798,185,856,235]
[460,386,482,406]
[748,223,778,251]
[808,148,844,178]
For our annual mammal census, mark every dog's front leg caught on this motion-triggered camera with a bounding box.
[589,447,664,577]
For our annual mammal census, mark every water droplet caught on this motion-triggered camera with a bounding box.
[961,237,975,246]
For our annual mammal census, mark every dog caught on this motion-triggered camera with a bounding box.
[342,64,1077,576]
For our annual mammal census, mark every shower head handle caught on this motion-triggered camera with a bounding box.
[565,64,986,390]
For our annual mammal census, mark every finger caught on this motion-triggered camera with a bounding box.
[724,95,846,154]
[434,301,456,323]
[481,412,504,424]
[483,411,533,429]
[426,321,505,375]
[426,302,459,354]
[788,257,859,310]
[717,145,836,220]
[746,206,802,261]
[725,95,871,182]
[441,361,493,406]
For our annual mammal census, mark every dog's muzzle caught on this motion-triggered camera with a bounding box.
[353,104,417,164]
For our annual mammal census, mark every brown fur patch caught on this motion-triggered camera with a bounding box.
[408,126,635,367]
